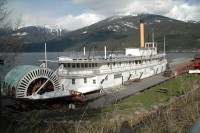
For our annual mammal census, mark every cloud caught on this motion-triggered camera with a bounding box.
[166,2,200,21]
[55,12,105,30]
[20,11,105,31]
[7,0,200,30]
[72,0,200,22]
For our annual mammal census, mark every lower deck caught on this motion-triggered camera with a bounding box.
[59,60,167,94]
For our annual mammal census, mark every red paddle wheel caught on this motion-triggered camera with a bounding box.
[27,78,54,96]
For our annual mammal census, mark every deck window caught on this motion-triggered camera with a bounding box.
[89,63,91,67]
[77,63,80,68]
[72,63,75,68]
[108,63,109,67]
[72,79,75,84]
[114,74,122,79]
[81,63,84,68]
[67,63,71,68]
[95,63,97,67]
[85,63,88,68]
[63,63,67,67]
[93,79,96,84]
[84,78,87,83]
[113,62,115,66]
[119,62,121,66]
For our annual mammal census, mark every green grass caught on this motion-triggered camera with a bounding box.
[101,74,200,117]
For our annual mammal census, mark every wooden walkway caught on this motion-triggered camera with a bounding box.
[88,74,170,108]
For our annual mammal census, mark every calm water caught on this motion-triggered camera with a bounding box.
[13,51,198,66]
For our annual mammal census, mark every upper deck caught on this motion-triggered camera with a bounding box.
[58,45,162,64]
[57,52,165,64]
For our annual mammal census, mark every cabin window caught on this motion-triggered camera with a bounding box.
[119,62,121,66]
[114,74,122,79]
[92,63,95,67]
[81,63,84,68]
[72,63,75,68]
[89,63,91,67]
[60,63,67,67]
[113,62,115,66]
[67,63,71,68]
[72,79,75,84]
[77,63,80,68]
[108,63,109,67]
[84,78,87,83]
[85,63,88,68]
[95,63,97,67]
[93,79,96,84]
[129,61,131,64]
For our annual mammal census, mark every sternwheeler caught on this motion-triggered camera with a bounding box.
[3,20,167,103]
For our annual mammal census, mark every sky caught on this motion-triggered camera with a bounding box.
[7,0,200,30]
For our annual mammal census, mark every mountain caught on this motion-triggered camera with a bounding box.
[0,25,69,44]
[17,25,69,44]
[19,14,200,52]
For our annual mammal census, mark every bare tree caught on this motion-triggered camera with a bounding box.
[0,0,23,130]
[0,16,23,67]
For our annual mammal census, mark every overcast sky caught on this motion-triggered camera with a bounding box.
[7,0,200,30]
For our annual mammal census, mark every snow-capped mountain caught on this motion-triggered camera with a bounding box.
[0,25,69,44]
[17,25,69,43]
[77,13,176,34]
[8,13,200,52]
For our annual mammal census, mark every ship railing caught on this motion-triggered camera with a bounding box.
[58,61,166,77]
[58,53,165,63]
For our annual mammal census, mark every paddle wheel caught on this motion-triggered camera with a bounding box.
[3,65,61,99]
[27,78,54,96]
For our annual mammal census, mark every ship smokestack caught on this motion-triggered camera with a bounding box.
[140,19,145,48]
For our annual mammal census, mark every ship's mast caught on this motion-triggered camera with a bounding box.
[152,29,154,43]
[44,25,47,68]
[164,36,166,53]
